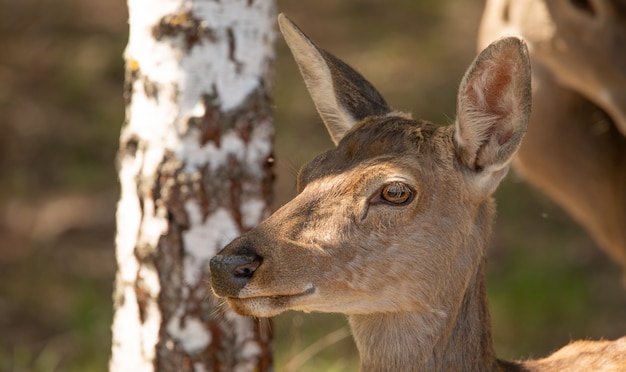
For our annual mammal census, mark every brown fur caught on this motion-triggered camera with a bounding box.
[210,14,626,371]
[479,0,626,275]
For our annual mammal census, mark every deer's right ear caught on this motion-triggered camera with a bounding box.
[278,14,391,145]
[454,36,531,197]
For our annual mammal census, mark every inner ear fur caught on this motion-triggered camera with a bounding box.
[455,37,531,194]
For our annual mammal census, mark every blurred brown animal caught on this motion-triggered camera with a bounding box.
[210,14,626,371]
[479,0,626,275]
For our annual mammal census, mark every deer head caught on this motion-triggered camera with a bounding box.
[210,14,531,369]
[210,12,530,320]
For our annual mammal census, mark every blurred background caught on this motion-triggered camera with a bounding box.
[0,0,624,371]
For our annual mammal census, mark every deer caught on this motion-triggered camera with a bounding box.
[479,0,626,276]
[210,14,626,371]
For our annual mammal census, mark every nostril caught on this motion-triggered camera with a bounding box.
[210,245,262,297]
[232,257,262,279]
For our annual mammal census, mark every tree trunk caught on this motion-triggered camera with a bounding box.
[110,1,276,371]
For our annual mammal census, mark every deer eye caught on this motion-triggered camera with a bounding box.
[380,182,413,205]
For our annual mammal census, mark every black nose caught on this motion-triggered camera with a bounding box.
[209,251,263,297]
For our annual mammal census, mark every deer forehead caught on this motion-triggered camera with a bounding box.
[297,116,456,192]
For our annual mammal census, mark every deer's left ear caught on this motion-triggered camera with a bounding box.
[278,14,392,145]
[455,36,531,196]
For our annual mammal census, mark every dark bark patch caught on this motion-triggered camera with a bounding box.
[123,136,139,158]
[166,178,191,229]
[142,78,159,101]
[153,11,217,50]
[200,92,223,146]
[135,280,149,323]
[254,319,274,370]
[123,59,140,106]
[263,154,276,199]
[227,28,244,74]
[124,59,161,102]
[228,155,244,230]
[197,165,212,221]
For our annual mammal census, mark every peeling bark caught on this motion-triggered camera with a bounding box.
[111,1,276,371]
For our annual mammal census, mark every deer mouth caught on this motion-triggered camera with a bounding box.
[225,284,317,317]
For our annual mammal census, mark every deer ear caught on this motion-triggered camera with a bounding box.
[278,14,391,145]
[455,36,531,196]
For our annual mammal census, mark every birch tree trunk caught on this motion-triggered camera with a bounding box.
[110,1,276,370]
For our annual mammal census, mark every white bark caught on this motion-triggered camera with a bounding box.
[111,0,276,370]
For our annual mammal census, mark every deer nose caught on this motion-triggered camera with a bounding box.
[209,252,263,297]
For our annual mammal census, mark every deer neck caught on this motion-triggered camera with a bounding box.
[347,198,508,371]
[348,260,502,371]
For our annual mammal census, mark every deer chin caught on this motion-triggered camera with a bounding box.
[225,283,317,317]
